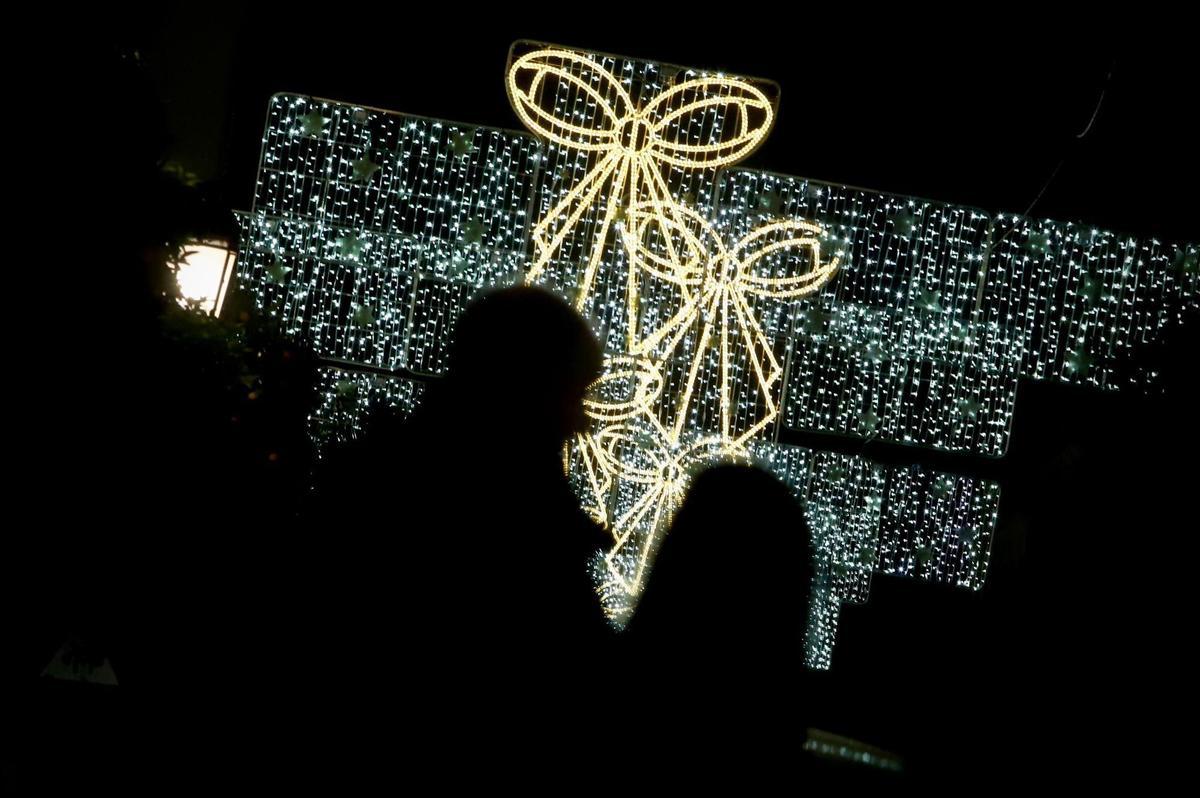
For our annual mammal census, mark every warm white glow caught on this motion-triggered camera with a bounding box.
[175,242,235,315]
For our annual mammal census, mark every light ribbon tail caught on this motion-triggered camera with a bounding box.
[573,154,635,312]
[670,285,723,442]
[525,149,623,285]
[607,479,672,593]
[719,286,734,439]
[572,431,614,528]
[729,288,784,445]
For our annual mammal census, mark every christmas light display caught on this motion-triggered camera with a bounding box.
[235,42,1195,668]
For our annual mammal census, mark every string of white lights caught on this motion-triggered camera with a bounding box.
[983,215,1197,388]
[309,366,425,451]
[236,47,1195,670]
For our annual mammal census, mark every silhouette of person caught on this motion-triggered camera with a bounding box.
[624,463,815,771]
[400,285,611,666]
[302,286,610,774]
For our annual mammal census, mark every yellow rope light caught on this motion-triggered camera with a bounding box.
[508,44,836,609]
[507,47,775,333]
[579,210,838,596]
[621,202,841,445]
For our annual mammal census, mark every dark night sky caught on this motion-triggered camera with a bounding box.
[128,4,1196,244]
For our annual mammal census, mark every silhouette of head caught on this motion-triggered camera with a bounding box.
[446,286,602,450]
[632,463,814,661]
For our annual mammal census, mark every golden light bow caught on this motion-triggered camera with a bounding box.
[576,205,838,600]
[506,45,776,346]
[622,201,841,445]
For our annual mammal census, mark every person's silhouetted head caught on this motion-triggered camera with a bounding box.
[443,286,602,451]
[631,463,814,663]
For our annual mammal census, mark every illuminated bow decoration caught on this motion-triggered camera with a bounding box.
[622,201,841,445]
[506,47,775,344]
[566,355,666,526]
[588,420,749,592]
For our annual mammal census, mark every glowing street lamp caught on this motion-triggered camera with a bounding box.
[174,239,236,316]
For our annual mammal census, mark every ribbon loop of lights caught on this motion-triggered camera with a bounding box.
[235,43,1197,667]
